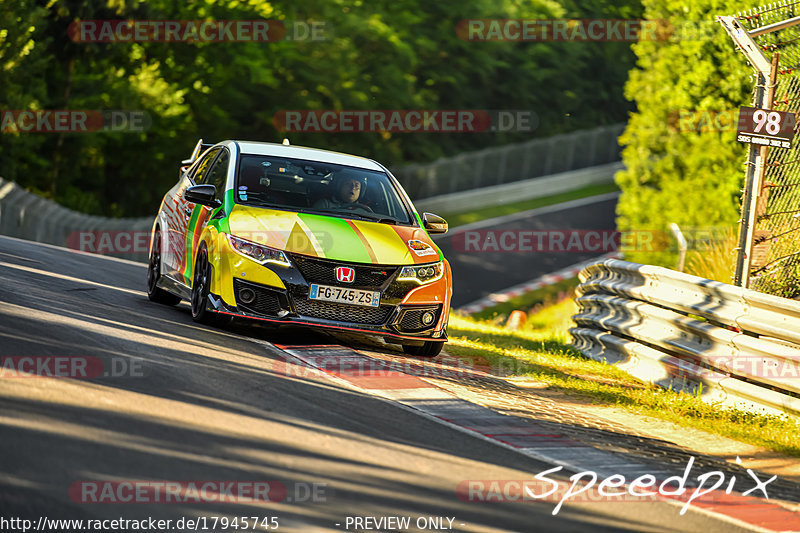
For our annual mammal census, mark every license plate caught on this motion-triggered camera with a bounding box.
[308,284,380,307]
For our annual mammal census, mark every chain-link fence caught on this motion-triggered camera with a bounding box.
[722,3,800,297]
[390,124,624,199]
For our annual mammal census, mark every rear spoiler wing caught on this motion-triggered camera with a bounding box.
[180,139,215,176]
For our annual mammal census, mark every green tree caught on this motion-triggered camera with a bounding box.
[616,0,757,266]
[1,0,642,217]
[0,0,51,188]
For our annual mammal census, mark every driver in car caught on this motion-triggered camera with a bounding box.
[313,171,372,212]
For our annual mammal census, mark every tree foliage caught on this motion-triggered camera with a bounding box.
[616,0,759,265]
[2,0,639,216]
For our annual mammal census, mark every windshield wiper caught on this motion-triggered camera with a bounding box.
[353,214,399,224]
[299,208,401,225]
[243,200,285,209]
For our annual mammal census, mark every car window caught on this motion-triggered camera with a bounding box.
[235,154,414,225]
[202,148,230,194]
[189,147,220,184]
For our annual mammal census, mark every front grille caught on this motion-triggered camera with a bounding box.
[290,254,397,288]
[294,299,393,325]
[398,306,442,332]
[233,279,285,316]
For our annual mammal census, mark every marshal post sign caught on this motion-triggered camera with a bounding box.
[736,105,796,149]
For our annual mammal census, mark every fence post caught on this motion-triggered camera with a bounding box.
[742,53,778,288]
[719,15,780,288]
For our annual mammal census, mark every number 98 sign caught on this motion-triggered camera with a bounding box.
[736,106,796,149]
[754,109,782,135]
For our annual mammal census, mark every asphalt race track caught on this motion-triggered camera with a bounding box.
[0,234,772,532]
[436,194,619,308]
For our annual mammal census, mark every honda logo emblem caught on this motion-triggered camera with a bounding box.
[335,266,355,283]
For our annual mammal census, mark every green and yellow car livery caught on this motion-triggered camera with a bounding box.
[147,139,452,357]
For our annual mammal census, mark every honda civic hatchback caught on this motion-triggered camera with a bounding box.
[147,139,452,356]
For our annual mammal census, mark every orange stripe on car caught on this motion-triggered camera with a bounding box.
[347,220,378,263]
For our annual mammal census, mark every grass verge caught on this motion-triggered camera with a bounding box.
[448,300,800,456]
[471,277,579,321]
[439,182,619,228]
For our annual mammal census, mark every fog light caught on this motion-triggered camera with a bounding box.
[421,311,435,325]
[239,288,256,305]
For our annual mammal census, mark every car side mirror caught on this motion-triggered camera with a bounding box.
[423,212,448,235]
[185,184,222,208]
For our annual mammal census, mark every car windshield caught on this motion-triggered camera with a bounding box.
[235,154,414,225]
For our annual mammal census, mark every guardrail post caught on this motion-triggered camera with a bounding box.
[669,223,688,272]
[543,137,557,175]
[471,151,485,189]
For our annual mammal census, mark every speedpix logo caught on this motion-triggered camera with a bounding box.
[459,457,775,516]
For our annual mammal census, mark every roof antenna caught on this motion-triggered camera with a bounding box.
[282,138,290,145]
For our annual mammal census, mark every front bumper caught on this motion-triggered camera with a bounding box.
[208,247,450,342]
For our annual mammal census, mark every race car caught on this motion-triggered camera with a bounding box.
[146,139,452,356]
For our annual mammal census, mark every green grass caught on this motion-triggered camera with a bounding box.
[471,277,580,322]
[448,301,800,456]
[440,182,619,228]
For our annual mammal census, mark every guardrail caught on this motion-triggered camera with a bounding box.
[0,126,624,266]
[0,125,623,263]
[392,124,624,199]
[0,178,152,262]
[570,258,800,416]
[414,162,621,214]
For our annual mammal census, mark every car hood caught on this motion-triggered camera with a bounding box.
[227,205,442,265]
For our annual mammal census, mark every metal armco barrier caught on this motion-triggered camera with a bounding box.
[0,178,153,262]
[571,258,800,416]
[392,124,624,199]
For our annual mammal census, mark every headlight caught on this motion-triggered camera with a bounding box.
[397,261,444,284]
[227,234,291,267]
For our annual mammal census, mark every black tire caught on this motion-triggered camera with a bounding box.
[147,229,181,306]
[402,341,445,358]
[191,246,214,324]
[191,246,231,326]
